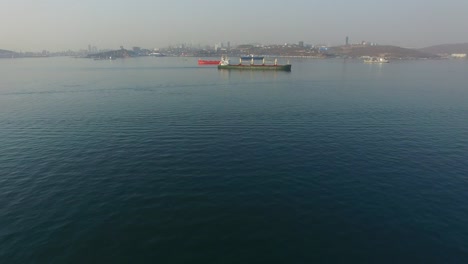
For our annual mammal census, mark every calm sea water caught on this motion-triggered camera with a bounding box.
[1,57,468,263]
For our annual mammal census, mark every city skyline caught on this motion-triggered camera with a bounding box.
[1,0,468,51]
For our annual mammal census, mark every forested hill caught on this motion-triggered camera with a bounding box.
[0,49,18,58]
[419,43,468,55]
[329,45,438,59]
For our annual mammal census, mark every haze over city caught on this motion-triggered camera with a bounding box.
[1,0,468,51]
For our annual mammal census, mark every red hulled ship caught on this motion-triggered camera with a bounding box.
[198,59,220,65]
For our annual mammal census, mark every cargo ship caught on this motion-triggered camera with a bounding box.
[198,59,220,65]
[217,56,291,71]
[240,54,264,60]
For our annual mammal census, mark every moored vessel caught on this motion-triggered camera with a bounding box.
[198,59,221,65]
[217,56,291,71]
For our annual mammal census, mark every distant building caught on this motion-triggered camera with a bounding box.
[345,36,349,46]
[227,41,230,50]
[87,44,98,54]
[318,46,328,52]
[298,41,304,47]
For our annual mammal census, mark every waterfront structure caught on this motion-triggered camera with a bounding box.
[451,53,467,58]
[364,57,389,63]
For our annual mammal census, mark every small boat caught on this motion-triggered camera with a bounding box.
[240,54,264,60]
[217,56,291,71]
[198,59,220,65]
[364,57,389,63]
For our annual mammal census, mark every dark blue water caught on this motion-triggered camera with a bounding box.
[1,57,468,263]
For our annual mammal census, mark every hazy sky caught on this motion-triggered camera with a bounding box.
[1,0,467,51]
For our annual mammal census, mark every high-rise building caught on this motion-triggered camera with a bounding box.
[346,36,349,46]
[298,41,304,47]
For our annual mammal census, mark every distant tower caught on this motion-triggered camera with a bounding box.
[345,36,349,46]
[227,41,231,50]
[298,41,304,47]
